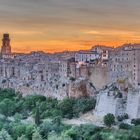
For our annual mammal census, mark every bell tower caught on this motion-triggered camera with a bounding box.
[1,33,11,55]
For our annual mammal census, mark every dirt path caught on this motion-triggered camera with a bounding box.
[63,111,104,127]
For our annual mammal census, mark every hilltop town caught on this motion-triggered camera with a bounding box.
[0,33,140,121]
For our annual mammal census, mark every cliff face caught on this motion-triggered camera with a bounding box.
[93,79,140,119]
[68,78,96,98]
[0,77,96,100]
[94,89,126,118]
[89,65,109,90]
[126,90,140,119]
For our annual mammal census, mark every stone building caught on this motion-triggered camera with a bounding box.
[75,51,99,63]
[1,33,15,59]
[1,33,11,55]
[91,45,114,60]
[110,44,140,88]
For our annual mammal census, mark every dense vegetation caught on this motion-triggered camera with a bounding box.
[0,88,140,140]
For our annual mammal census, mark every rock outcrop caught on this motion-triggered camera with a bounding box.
[68,78,96,98]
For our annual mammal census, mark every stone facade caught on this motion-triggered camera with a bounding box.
[94,84,126,118]
[89,64,110,90]
[75,51,99,63]
[110,44,140,88]
[1,34,11,55]
[94,80,140,119]
[0,56,96,99]
[126,89,140,119]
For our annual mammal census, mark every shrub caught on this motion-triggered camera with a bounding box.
[119,123,131,130]
[58,98,74,119]
[131,125,140,138]
[0,129,12,140]
[73,97,96,117]
[69,77,76,81]
[0,99,16,117]
[104,113,115,127]
[117,113,129,122]
[131,118,140,126]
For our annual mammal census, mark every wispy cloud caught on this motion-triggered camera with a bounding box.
[0,0,140,52]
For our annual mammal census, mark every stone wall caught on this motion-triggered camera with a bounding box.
[94,91,126,118]
[126,90,140,119]
[89,65,109,90]
[68,78,96,98]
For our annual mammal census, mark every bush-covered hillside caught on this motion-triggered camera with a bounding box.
[0,88,139,140]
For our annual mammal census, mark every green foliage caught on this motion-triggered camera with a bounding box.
[0,129,13,140]
[23,95,46,110]
[0,121,4,131]
[62,126,78,139]
[14,113,22,123]
[131,125,140,138]
[39,121,54,139]
[17,135,28,140]
[25,124,35,139]
[34,107,41,125]
[131,118,140,126]
[117,113,129,122]
[58,97,96,119]
[104,113,115,127]
[32,130,42,140]
[89,133,103,140]
[10,123,26,139]
[0,99,16,117]
[119,123,131,130]
[48,132,72,140]
[0,88,16,100]
[0,88,140,140]
[69,77,76,81]
[73,97,96,117]
[58,98,74,119]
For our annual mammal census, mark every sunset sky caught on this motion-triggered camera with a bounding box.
[0,0,140,53]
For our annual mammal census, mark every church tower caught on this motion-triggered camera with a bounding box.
[1,33,11,55]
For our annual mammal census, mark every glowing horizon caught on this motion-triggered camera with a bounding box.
[0,0,140,53]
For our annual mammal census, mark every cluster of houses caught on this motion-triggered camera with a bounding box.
[1,33,140,119]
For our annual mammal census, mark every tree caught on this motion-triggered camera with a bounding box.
[131,118,140,126]
[52,116,62,126]
[32,130,42,140]
[131,125,140,138]
[34,107,41,125]
[104,113,115,127]
[39,121,54,139]
[48,132,72,140]
[64,126,79,139]
[58,98,74,119]
[23,95,46,110]
[119,123,131,130]
[11,124,26,139]
[25,125,35,140]
[14,113,22,123]
[0,129,13,140]
[73,97,96,116]
[17,135,28,140]
[0,99,16,118]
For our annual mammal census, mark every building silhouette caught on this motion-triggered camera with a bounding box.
[1,33,11,55]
